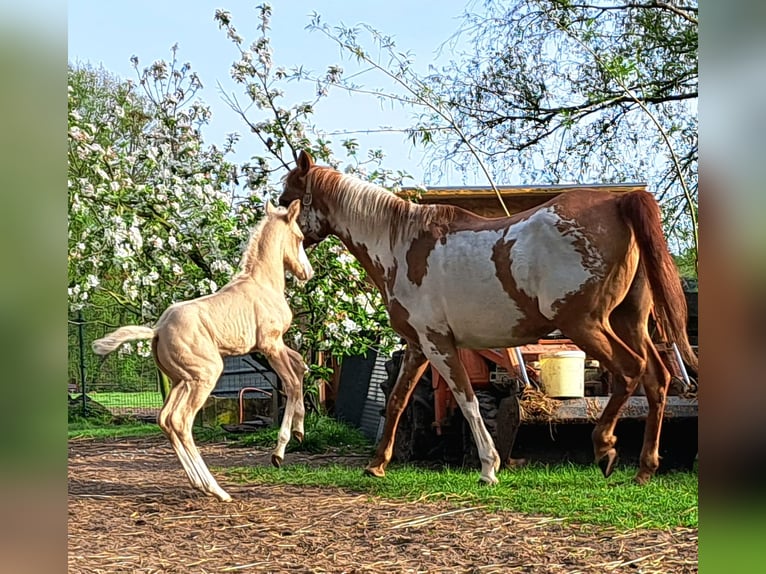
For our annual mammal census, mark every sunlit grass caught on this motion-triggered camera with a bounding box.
[233,412,373,455]
[67,414,697,530]
[67,420,162,440]
[224,462,698,530]
[87,391,164,409]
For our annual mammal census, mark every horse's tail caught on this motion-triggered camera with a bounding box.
[618,190,698,373]
[92,325,156,356]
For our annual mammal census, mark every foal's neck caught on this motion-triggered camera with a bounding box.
[237,225,287,289]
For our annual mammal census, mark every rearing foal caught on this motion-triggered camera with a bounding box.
[280,150,697,486]
[92,200,314,501]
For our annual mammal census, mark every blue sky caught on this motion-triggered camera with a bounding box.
[68,1,474,184]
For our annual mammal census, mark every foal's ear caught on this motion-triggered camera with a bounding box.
[297,150,314,173]
[286,199,301,222]
[265,201,276,216]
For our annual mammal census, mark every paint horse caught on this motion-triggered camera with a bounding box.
[280,150,697,485]
[92,201,314,501]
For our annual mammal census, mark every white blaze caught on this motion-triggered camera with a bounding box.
[298,243,314,281]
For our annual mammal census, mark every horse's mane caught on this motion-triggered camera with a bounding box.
[237,205,288,276]
[311,167,459,244]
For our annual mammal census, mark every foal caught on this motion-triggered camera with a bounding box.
[92,200,314,501]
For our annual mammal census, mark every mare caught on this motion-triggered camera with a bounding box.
[92,200,314,501]
[279,151,697,485]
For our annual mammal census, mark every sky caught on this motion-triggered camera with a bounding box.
[68,0,475,185]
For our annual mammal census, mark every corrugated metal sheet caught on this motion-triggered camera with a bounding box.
[358,353,389,441]
[213,355,277,397]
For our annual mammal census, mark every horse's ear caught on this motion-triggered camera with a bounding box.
[287,199,301,222]
[297,150,314,174]
[265,201,276,216]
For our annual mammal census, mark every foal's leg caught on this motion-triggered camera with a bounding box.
[365,343,429,478]
[158,380,207,490]
[158,357,231,501]
[264,343,303,467]
[285,347,308,442]
[176,373,233,501]
[422,339,500,485]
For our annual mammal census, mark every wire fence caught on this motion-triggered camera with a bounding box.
[68,310,162,420]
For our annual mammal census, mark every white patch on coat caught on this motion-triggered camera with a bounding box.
[506,207,600,318]
[391,208,602,343]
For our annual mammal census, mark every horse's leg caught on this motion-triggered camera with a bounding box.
[422,338,500,485]
[565,319,647,479]
[633,344,671,483]
[607,291,672,484]
[365,343,429,478]
[264,344,302,467]
[285,347,308,442]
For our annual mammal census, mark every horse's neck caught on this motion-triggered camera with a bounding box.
[329,175,410,254]
[238,233,286,290]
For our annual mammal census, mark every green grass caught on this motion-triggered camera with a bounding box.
[223,461,698,530]
[68,419,163,440]
[67,414,697,530]
[87,391,164,409]
[233,412,373,455]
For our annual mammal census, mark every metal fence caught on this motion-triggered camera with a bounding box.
[68,310,162,420]
[68,309,282,424]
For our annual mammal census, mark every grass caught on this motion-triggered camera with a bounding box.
[87,391,164,409]
[68,419,163,440]
[233,412,373,455]
[224,462,698,530]
[67,414,697,530]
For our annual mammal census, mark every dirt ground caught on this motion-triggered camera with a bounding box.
[68,437,697,573]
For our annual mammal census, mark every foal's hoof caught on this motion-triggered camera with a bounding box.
[364,465,386,478]
[271,454,283,468]
[292,431,304,443]
[478,475,499,487]
[597,448,618,478]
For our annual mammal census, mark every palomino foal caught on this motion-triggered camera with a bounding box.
[92,200,314,501]
[280,150,697,486]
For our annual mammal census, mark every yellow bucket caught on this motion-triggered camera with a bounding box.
[539,350,586,398]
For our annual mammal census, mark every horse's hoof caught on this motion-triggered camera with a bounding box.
[597,448,618,478]
[478,476,499,486]
[271,454,283,468]
[292,431,304,443]
[364,465,386,478]
[633,471,652,485]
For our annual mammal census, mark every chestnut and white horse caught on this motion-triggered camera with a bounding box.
[280,151,697,485]
[92,201,314,501]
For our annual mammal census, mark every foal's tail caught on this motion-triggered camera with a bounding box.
[92,325,156,356]
[618,191,698,373]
